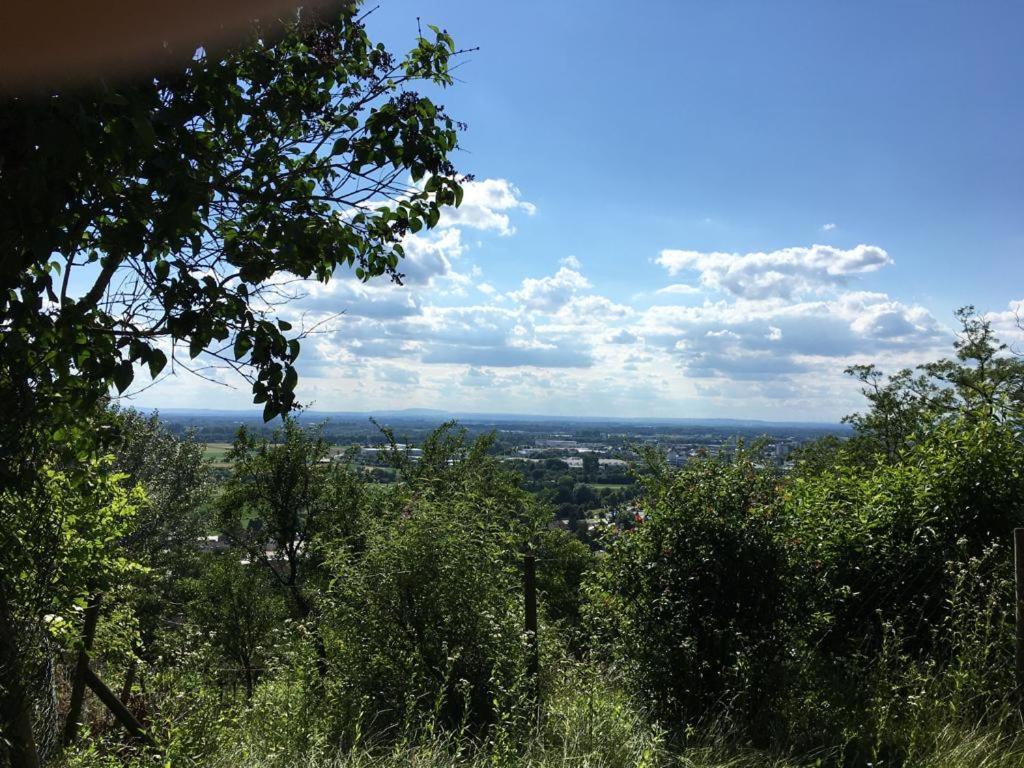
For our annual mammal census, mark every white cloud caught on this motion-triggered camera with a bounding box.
[821,222,837,232]
[134,183,980,422]
[635,291,946,381]
[399,227,465,285]
[656,244,892,299]
[657,283,701,295]
[509,266,591,312]
[608,329,639,344]
[438,178,535,236]
[293,279,421,319]
[984,300,1024,348]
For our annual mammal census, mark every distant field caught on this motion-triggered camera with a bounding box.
[202,443,233,466]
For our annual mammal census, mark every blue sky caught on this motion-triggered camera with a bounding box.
[134,1,1024,421]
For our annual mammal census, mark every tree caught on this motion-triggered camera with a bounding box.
[0,461,140,767]
[0,1,466,489]
[586,448,795,735]
[920,306,1024,424]
[0,5,466,762]
[322,424,543,735]
[841,365,937,464]
[788,416,1024,664]
[535,528,593,635]
[113,408,211,562]
[109,409,213,704]
[188,556,284,699]
[842,307,1024,462]
[218,420,325,619]
[217,418,369,683]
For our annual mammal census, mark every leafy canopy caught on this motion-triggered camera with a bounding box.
[0,3,467,488]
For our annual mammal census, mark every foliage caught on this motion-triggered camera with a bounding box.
[0,459,142,764]
[842,306,1024,463]
[0,6,467,759]
[534,529,593,634]
[109,408,214,676]
[37,308,1024,768]
[0,3,466,449]
[788,417,1024,661]
[587,447,797,736]
[112,408,211,564]
[322,426,542,737]
[186,556,286,699]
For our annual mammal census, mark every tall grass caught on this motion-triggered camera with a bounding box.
[58,548,1024,768]
[58,659,1024,768]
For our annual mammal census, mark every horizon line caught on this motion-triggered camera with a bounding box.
[136,405,850,428]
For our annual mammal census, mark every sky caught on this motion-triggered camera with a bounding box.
[133,0,1024,421]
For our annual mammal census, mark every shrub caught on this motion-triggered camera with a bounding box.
[320,426,543,739]
[586,447,798,739]
[787,417,1024,661]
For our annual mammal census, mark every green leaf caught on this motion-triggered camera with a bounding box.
[234,333,253,359]
[262,401,278,422]
[147,349,167,378]
[113,362,134,394]
[130,115,157,148]
[155,259,170,283]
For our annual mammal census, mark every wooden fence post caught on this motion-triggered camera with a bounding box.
[1015,528,1024,707]
[523,554,539,696]
[63,594,101,746]
[82,663,159,751]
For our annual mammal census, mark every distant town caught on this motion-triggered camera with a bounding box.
[158,408,848,546]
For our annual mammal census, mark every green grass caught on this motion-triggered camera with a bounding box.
[58,660,1024,768]
[202,442,233,464]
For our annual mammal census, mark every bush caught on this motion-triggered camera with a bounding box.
[320,426,543,739]
[586,447,798,739]
[787,417,1024,661]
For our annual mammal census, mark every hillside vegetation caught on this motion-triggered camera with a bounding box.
[0,309,1016,767]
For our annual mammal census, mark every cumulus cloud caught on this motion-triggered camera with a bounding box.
[656,244,892,299]
[555,295,632,321]
[285,234,950,420]
[636,291,946,381]
[438,178,535,235]
[139,173,975,422]
[657,283,701,295]
[608,329,639,344]
[374,365,421,387]
[399,227,465,285]
[509,266,591,312]
[294,279,421,319]
[462,366,497,388]
[423,343,591,368]
[821,222,837,232]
